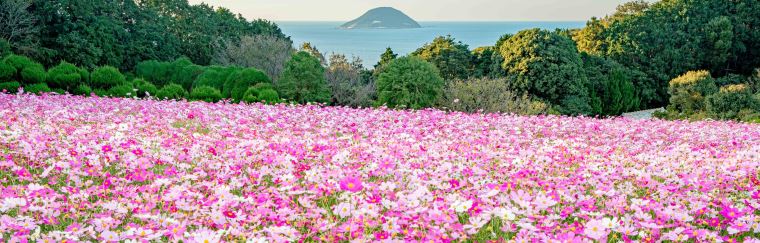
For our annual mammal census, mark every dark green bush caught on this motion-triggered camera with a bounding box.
[93,89,109,97]
[156,83,188,100]
[24,83,51,94]
[91,66,126,89]
[0,81,20,93]
[375,56,444,109]
[3,55,45,84]
[242,83,280,104]
[705,84,758,120]
[134,79,158,97]
[21,66,46,84]
[277,51,331,104]
[0,61,15,81]
[135,60,169,85]
[47,61,83,90]
[52,88,66,94]
[667,70,718,114]
[72,84,93,95]
[108,83,137,98]
[193,66,239,91]
[189,86,223,102]
[0,39,10,57]
[174,64,206,90]
[224,68,271,100]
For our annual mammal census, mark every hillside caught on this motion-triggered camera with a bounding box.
[340,7,421,29]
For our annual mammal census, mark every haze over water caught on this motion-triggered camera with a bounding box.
[277,21,585,66]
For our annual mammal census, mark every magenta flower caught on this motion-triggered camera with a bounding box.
[720,206,741,220]
[339,176,363,192]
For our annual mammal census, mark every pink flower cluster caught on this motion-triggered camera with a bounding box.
[0,93,759,242]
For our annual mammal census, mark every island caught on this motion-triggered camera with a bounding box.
[340,7,422,29]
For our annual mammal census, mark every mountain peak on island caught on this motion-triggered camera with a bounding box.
[340,7,421,29]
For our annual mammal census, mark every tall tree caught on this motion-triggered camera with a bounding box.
[0,0,39,57]
[277,51,331,104]
[411,35,472,80]
[213,35,294,82]
[300,42,326,66]
[499,28,591,114]
[375,56,444,109]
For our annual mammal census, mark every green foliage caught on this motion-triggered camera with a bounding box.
[373,47,398,76]
[582,54,640,115]
[24,83,51,94]
[0,81,20,93]
[705,84,758,120]
[134,79,158,97]
[108,83,137,98]
[31,0,289,71]
[0,61,15,81]
[470,46,499,78]
[90,66,125,89]
[194,66,239,91]
[136,58,195,87]
[277,51,331,104]
[93,89,109,97]
[584,0,760,107]
[499,29,591,114]
[71,84,92,96]
[20,65,45,84]
[156,84,188,100]
[438,77,549,115]
[243,83,280,104]
[375,56,444,109]
[3,54,45,84]
[189,86,223,102]
[411,36,472,80]
[715,73,745,87]
[223,68,271,100]
[46,61,83,90]
[325,54,374,107]
[175,64,206,91]
[667,70,718,114]
[0,39,10,57]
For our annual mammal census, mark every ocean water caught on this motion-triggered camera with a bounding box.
[276,21,586,66]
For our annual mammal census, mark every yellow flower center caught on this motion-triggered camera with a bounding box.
[347,183,354,189]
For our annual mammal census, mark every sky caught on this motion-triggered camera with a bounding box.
[187,0,656,22]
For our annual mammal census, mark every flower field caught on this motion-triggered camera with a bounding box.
[1,93,759,242]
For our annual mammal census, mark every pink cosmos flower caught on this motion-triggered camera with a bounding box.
[584,219,607,240]
[339,176,363,192]
[720,206,741,220]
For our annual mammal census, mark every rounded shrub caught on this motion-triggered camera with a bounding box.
[134,79,158,97]
[175,64,206,90]
[24,83,51,94]
[47,61,83,90]
[0,61,16,81]
[223,68,271,100]
[108,83,137,98]
[156,83,188,100]
[667,70,718,114]
[189,86,223,102]
[193,66,239,91]
[706,84,758,120]
[71,84,93,96]
[3,55,45,84]
[376,56,444,109]
[91,66,126,89]
[0,81,20,93]
[243,83,280,104]
[21,65,46,84]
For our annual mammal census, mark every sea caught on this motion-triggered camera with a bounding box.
[276,21,586,66]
